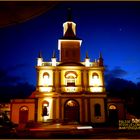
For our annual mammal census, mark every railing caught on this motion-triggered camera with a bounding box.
[40,61,101,67]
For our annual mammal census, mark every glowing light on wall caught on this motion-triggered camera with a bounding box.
[66,87,76,92]
[39,87,52,92]
[43,103,48,107]
[90,87,103,92]
[109,105,117,110]
[43,116,48,122]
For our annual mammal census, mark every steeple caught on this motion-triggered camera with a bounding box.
[99,52,103,59]
[98,52,104,66]
[52,50,56,58]
[62,8,76,38]
[58,9,82,63]
[85,51,90,67]
[38,51,42,58]
[51,50,57,66]
[86,51,89,59]
[37,51,43,66]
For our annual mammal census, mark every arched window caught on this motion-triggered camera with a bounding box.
[92,73,99,79]
[94,104,101,117]
[92,72,99,86]
[67,75,75,86]
[43,72,49,86]
[42,101,49,116]
[65,71,77,87]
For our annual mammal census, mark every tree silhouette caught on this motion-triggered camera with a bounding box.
[106,77,140,117]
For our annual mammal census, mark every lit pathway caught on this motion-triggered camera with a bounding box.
[16,124,140,139]
[29,123,93,131]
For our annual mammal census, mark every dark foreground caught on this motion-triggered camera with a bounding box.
[1,123,140,139]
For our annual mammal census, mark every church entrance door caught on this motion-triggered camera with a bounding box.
[64,99,80,122]
[19,106,29,124]
[108,105,118,127]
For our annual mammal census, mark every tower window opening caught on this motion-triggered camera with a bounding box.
[92,73,99,86]
[43,72,50,86]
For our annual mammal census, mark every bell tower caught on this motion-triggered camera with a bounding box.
[58,8,82,63]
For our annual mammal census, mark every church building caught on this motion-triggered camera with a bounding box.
[10,11,125,125]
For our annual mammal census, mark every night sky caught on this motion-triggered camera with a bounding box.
[0,1,140,86]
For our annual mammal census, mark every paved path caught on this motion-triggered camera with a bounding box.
[15,123,140,139]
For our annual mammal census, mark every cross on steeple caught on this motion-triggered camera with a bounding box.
[67,8,72,21]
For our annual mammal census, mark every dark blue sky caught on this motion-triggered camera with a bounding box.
[0,1,140,86]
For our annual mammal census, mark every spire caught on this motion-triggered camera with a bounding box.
[85,51,90,67]
[62,8,77,39]
[52,50,56,58]
[37,51,43,66]
[52,50,56,66]
[98,51,104,66]
[86,51,89,59]
[38,51,42,58]
[67,8,72,21]
[99,52,103,59]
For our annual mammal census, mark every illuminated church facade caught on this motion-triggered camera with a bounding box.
[10,12,125,125]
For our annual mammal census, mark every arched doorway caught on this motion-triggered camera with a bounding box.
[19,106,29,124]
[108,105,118,127]
[64,99,80,122]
